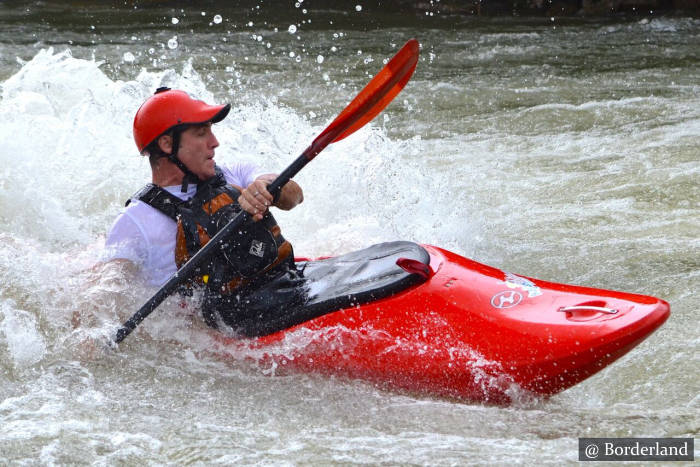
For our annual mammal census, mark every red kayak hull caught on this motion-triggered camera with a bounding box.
[211,245,669,404]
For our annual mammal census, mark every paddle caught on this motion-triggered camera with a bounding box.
[114,38,420,344]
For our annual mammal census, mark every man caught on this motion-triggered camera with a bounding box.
[103,87,304,331]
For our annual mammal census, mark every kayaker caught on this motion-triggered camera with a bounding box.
[101,87,305,331]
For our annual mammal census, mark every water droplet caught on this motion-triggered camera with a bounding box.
[316,55,324,64]
[289,51,295,57]
[288,24,297,34]
[355,5,362,11]
[213,14,223,24]
[148,47,155,55]
[123,52,136,62]
[167,37,178,49]
[257,36,263,42]
[331,46,337,52]
[295,55,301,62]
[171,17,179,25]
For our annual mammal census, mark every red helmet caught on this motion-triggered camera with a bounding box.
[133,87,230,153]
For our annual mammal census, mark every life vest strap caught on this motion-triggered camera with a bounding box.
[126,184,183,222]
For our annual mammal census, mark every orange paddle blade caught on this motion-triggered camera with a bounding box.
[315,39,419,145]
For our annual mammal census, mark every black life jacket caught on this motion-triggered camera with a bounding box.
[127,167,294,294]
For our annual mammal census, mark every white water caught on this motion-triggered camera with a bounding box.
[0,12,698,465]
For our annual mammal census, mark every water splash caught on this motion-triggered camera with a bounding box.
[0,299,46,368]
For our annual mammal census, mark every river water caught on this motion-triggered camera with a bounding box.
[0,2,698,464]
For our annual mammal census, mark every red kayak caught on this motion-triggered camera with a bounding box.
[210,242,669,404]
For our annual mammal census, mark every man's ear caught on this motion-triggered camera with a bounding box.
[157,134,172,154]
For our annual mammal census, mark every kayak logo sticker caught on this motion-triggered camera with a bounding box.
[491,290,523,309]
[504,272,542,298]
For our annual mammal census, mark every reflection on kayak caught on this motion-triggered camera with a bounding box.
[210,241,670,404]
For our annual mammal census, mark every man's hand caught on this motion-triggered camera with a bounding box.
[68,328,117,361]
[238,178,274,222]
[238,174,303,221]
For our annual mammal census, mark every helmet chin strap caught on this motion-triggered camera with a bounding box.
[167,129,200,192]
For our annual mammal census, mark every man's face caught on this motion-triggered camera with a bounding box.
[176,123,220,180]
